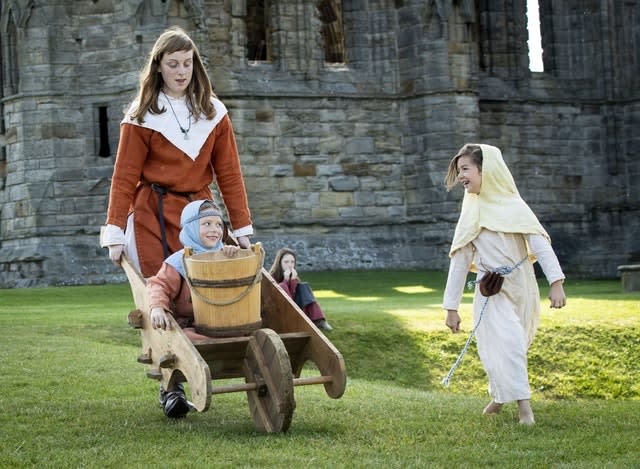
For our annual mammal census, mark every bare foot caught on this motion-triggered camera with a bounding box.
[483,400,503,415]
[518,399,535,425]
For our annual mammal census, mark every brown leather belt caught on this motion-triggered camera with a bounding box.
[146,182,195,259]
[148,182,195,200]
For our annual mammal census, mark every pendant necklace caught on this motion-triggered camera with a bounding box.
[162,91,192,140]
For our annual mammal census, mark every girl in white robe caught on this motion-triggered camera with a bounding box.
[442,143,566,425]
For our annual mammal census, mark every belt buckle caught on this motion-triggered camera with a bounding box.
[150,183,167,194]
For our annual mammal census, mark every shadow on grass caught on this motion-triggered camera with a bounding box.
[300,270,485,392]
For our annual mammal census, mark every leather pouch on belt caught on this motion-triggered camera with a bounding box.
[479,271,504,297]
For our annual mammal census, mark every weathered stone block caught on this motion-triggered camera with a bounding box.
[329,176,359,191]
[618,264,640,292]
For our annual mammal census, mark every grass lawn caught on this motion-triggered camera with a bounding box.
[0,270,638,468]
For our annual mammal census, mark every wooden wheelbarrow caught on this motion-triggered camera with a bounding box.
[121,254,346,433]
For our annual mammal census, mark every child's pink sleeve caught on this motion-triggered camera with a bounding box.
[147,263,183,312]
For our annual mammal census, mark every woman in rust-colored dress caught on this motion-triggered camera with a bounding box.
[101,27,252,277]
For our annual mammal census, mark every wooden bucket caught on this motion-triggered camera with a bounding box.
[183,243,264,337]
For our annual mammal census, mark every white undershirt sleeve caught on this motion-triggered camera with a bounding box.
[527,234,565,285]
[442,244,474,311]
[232,225,254,238]
[100,224,126,247]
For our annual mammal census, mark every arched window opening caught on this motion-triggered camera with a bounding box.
[0,22,4,98]
[527,0,544,72]
[0,24,5,189]
[4,13,19,95]
[246,0,271,61]
[317,0,346,64]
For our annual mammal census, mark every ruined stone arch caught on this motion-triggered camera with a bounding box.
[134,0,206,29]
[1,0,34,29]
[476,0,530,79]
[1,0,34,96]
[423,0,451,39]
[245,0,271,61]
[317,0,346,63]
[132,0,209,66]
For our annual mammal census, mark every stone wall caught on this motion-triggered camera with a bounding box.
[0,0,638,287]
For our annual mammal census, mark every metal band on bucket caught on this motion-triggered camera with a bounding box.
[189,275,257,289]
[182,245,265,307]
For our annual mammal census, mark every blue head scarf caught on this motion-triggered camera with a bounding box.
[165,200,224,277]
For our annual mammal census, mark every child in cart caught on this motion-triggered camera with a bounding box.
[146,199,240,418]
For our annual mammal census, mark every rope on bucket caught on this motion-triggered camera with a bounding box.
[181,245,265,307]
[441,256,528,387]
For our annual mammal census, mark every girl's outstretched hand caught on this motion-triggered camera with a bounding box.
[445,310,461,333]
[548,280,566,308]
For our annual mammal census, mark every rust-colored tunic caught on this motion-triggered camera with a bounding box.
[106,114,252,277]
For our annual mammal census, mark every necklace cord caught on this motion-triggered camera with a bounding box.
[162,91,192,135]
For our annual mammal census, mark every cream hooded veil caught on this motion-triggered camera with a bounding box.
[449,144,550,259]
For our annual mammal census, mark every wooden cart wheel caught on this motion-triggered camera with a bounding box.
[243,328,296,433]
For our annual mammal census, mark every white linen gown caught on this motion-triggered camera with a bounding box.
[443,229,564,403]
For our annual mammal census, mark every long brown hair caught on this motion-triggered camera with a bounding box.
[269,248,297,283]
[130,27,216,124]
[444,143,483,191]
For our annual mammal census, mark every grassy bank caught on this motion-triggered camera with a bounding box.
[0,271,638,468]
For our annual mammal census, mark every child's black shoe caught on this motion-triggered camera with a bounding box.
[160,383,189,418]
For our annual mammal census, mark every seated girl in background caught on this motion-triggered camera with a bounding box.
[269,248,333,331]
[146,199,240,418]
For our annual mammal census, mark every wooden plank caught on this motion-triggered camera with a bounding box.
[191,331,312,382]
[193,337,249,380]
[121,256,212,412]
[278,332,311,376]
[194,337,250,361]
[260,269,347,398]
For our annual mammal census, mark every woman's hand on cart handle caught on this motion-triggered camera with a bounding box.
[237,236,251,249]
[108,244,124,266]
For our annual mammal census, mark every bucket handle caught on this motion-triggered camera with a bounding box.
[182,244,265,307]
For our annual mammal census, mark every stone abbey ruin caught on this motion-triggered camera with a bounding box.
[0,0,638,287]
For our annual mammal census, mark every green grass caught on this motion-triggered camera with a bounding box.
[1,271,639,468]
